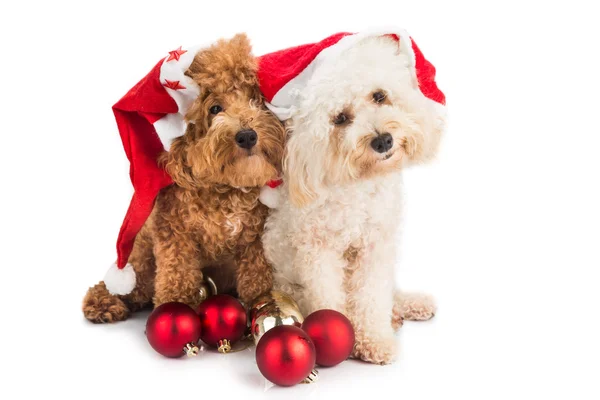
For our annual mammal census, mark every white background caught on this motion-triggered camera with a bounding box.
[1,1,599,399]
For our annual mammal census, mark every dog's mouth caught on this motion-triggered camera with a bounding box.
[378,151,395,161]
[233,148,273,167]
[234,146,259,157]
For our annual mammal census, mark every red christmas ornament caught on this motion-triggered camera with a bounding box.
[146,302,202,358]
[256,325,316,386]
[302,309,355,367]
[196,294,247,353]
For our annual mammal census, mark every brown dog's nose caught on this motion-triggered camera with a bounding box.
[370,133,393,153]
[235,129,257,149]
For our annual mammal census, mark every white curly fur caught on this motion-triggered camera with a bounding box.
[262,36,444,364]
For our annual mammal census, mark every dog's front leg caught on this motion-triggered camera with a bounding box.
[235,239,273,304]
[293,248,347,316]
[153,232,205,309]
[347,241,397,365]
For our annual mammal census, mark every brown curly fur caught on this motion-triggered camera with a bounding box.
[83,34,285,323]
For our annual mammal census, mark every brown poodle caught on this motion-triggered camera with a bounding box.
[83,34,285,323]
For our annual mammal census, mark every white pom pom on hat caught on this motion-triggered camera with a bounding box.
[104,263,136,296]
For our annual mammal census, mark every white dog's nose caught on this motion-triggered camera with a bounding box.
[371,133,393,153]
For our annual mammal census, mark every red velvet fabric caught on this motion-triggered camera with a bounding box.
[266,179,283,189]
[112,60,176,268]
[410,39,446,105]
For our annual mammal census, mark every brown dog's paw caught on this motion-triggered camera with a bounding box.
[352,335,398,365]
[83,282,130,323]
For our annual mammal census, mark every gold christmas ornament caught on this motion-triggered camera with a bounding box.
[249,290,305,345]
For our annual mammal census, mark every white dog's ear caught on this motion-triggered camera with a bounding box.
[284,127,326,208]
[393,32,447,163]
[285,136,316,207]
[392,32,420,91]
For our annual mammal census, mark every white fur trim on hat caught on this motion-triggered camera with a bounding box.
[104,263,136,296]
[153,44,202,151]
[153,113,188,151]
[259,185,281,208]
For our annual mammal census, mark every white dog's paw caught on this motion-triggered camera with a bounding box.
[394,291,436,323]
[391,308,404,331]
[352,334,398,365]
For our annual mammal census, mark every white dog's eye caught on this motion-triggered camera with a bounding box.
[373,91,386,104]
[333,113,349,125]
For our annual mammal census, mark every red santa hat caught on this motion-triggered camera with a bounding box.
[103,44,207,295]
[104,41,290,294]
[255,27,446,207]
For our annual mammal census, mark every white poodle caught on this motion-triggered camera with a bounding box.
[262,34,445,364]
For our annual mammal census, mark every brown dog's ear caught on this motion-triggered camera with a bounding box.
[229,33,252,57]
[184,96,211,134]
[185,33,255,85]
[161,135,196,190]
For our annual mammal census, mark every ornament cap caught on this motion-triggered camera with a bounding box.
[302,369,319,384]
[217,339,232,353]
[197,275,218,302]
[184,342,199,357]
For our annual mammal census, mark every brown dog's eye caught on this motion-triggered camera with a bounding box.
[209,105,223,114]
[373,91,386,104]
[333,113,348,125]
